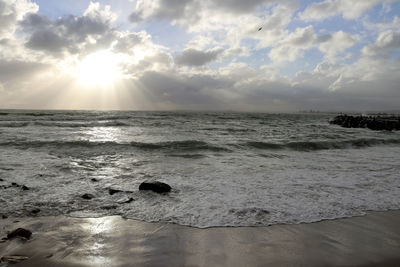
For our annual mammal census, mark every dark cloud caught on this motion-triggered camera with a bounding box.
[20,5,115,56]
[216,0,272,13]
[0,60,49,83]
[25,29,68,53]
[130,0,195,22]
[317,34,332,43]
[137,70,233,108]
[58,15,110,41]
[129,0,276,23]
[175,48,224,66]
[132,57,400,111]
[19,13,49,30]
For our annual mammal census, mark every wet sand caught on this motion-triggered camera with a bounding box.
[1,211,400,267]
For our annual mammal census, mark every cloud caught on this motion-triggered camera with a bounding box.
[319,31,358,62]
[362,30,400,58]
[129,0,195,22]
[20,2,116,56]
[25,29,68,53]
[267,26,357,64]
[110,30,173,76]
[299,0,392,21]
[113,31,150,54]
[268,26,317,63]
[132,58,400,112]
[130,0,276,23]
[0,0,38,38]
[136,70,232,109]
[295,29,400,94]
[174,47,224,66]
[0,59,48,83]
[129,0,298,44]
[363,15,400,32]
[254,3,298,49]
[129,0,299,69]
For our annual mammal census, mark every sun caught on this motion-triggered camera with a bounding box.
[76,50,124,87]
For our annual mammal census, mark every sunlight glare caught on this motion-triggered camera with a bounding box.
[76,50,124,87]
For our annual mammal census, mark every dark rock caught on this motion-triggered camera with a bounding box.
[125,197,135,203]
[91,178,98,182]
[139,181,171,193]
[11,182,19,187]
[330,114,400,131]
[81,193,95,200]
[21,185,29,190]
[2,215,7,219]
[7,228,32,240]
[117,197,135,204]
[108,188,122,195]
[123,197,135,203]
[0,178,3,181]
[101,205,117,210]
[31,209,40,215]
[1,255,29,263]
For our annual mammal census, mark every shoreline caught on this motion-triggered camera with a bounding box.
[1,211,400,266]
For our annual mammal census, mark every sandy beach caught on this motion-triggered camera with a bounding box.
[1,211,400,267]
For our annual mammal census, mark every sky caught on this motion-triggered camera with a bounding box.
[0,0,400,112]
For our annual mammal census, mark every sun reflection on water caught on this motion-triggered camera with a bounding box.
[83,217,118,267]
[84,126,123,143]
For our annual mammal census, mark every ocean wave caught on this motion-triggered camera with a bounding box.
[0,122,30,127]
[0,121,131,127]
[0,112,55,117]
[130,140,228,151]
[34,121,131,127]
[44,115,135,121]
[201,127,256,133]
[167,153,208,159]
[1,139,229,152]
[242,138,400,151]
[3,138,399,152]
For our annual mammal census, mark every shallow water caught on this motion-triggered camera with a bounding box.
[0,110,399,227]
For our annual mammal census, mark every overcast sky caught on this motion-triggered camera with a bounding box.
[1,0,400,111]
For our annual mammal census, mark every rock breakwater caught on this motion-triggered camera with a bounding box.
[330,115,400,131]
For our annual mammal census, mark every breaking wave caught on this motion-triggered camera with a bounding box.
[0,139,229,152]
[0,121,131,127]
[241,138,400,151]
[2,138,399,152]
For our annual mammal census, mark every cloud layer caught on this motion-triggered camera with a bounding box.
[0,0,399,111]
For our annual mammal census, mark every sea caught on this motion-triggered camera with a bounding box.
[0,110,399,228]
